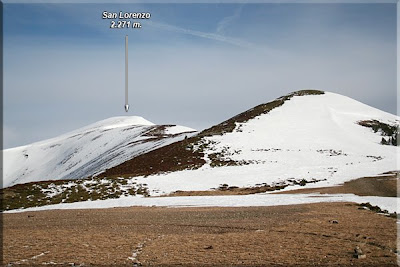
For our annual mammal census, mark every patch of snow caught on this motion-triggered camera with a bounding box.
[5,193,398,214]
[164,125,196,135]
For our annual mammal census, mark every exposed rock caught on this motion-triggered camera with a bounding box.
[353,246,366,259]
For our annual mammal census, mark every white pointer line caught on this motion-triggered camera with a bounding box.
[125,35,129,112]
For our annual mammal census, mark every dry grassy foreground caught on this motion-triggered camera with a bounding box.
[3,202,398,266]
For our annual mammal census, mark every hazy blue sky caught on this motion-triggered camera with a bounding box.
[3,2,397,148]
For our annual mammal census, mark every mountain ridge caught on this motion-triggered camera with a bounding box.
[3,90,398,192]
[97,90,398,196]
[2,89,399,210]
[3,116,196,188]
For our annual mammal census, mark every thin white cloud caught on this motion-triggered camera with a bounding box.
[147,20,256,49]
[216,4,244,35]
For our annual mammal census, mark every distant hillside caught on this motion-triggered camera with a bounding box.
[3,116,196,188]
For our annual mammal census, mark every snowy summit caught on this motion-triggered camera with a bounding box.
[3,116,196,188]
[99,91,399,196]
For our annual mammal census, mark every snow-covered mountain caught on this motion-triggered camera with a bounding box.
[98,90,399,195]
[4,90,399,196]
[3,116,196,188]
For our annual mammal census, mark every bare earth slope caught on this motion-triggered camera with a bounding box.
[274,171,398,197]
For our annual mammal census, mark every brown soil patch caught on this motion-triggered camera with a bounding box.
[274,173,398,197]
[169,188,268,196]
[3,202,397,266]
[168,184,286,197]
[165,173,397,197]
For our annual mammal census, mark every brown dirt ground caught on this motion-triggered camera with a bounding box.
[2,202,397,266]
[166,185,281,197]
[165,173,398,197]
[274,174,398,197]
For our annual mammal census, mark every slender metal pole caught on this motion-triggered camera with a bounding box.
[125,35,129,112]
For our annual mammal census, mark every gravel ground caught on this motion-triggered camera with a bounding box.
[3,202,397,266]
